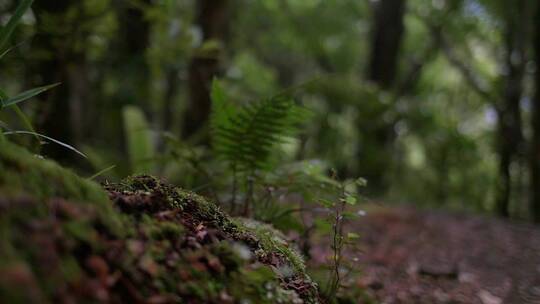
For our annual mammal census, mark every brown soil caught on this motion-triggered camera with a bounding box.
[351,206,540,304]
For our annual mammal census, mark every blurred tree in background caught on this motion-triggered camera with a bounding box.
[531,1,540,222]
[183,0,230,140]
[1,0,540,221]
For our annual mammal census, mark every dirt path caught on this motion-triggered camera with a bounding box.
[344,207,540,303]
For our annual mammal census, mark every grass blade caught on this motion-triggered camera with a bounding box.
[0,46,12,60]
[0,119,8,130]
[11,104,37,133]
[1,83,61,108]
[1,87,40,146]
[3,130,87,159]
[87,165,116,180]
[0,0,33,52]
[0,41,26,61]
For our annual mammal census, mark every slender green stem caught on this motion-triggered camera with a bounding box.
[87,165,116,180]
[243,172,255,217]
[328,183,347,299]
[230,165,237,214]
[0,0,34,52]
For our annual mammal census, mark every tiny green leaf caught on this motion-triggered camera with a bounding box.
[344,195,357,205]
[314,218,332,232]
[318,199,335,208]
[1,83,61,108]
[347,232,360,239]
[343,211,359,219]
[355,177,368,187]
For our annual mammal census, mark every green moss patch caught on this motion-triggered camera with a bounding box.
[105,175,320,303]
[0,141,319,303]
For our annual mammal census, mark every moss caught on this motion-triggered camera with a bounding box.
[108,175,320,303]
[0,144,320,303]
[238,218,306,274]
[111,175,308,272]
[0,140,122,233]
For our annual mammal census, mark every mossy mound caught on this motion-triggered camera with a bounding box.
[0,140,319,303]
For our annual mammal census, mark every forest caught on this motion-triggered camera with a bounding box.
[0,0,539,303]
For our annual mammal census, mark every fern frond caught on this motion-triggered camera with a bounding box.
[210,80,310,173]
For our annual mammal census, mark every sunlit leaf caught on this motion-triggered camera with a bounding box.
[347,232,360,239]
[318,198,335,208]
[355,177,367,187]
[344,195,357,205]
[123,105,155,173]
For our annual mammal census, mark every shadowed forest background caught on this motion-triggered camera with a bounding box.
[1,0,540,302]
[2,0,539,220]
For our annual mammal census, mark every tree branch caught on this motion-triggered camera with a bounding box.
[427,22,497,105]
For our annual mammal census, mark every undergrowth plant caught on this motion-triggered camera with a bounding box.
[122,105,156,174]
[319,171,366,300]
[210,79,310,216]
[263,163,367,301]
[0,0,83,157]
[209,81,368,300]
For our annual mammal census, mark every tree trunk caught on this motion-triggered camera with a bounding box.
[530,3,540,223]
[495,1,527,217]
[32,1,85,162]
[112,0,152,112]
[182,0,230,140]
[362,0,406,191]
[367,0,406,89]
[162,68,180,134]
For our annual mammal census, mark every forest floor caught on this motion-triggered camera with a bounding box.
[311,206,540,304]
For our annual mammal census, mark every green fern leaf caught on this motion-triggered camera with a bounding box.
[210,81,310,173]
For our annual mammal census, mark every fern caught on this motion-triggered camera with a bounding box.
[209,80,310,216]
[210,80,309,173]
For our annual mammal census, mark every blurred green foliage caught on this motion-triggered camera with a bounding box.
[0,0,535,217]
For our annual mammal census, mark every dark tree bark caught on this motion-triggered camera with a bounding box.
[119,1,151,53]
[367,0,406,89]
[162,68,180,134]
[361,0,406,191]
[86,0,152,157]
[495,1,528,217]
[112,0,152,112]
[182,0,230,139]
[530,3,540,223]
[32,0,88,162]
[426,4,528,217]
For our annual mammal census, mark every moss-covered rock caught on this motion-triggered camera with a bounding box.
[0,140,320,303]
